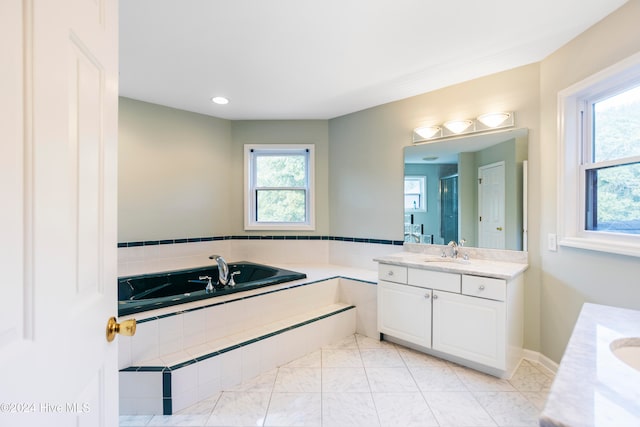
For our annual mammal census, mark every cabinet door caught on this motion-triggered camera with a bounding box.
[432,291,505,369]
[378,280,432,347]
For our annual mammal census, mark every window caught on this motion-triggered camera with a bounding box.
[558,52,640,256]
[404,176,426,212]
[244,144,315,230]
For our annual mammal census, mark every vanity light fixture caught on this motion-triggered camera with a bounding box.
[443,119,473,134]
[414,125,442,140]
[477,112,511,128]
[211,96,229,105]
[412,111,515,143]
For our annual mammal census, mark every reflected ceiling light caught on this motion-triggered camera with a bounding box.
[443,119,473,134]
[414,125,441,140]
[211,96,229,105]
[477,112,511,128]
[412,111,515,144]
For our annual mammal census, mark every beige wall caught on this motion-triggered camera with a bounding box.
[118,98,232,241]
[328,64,542,350]
[538,0,640,362]
[229,120,331,235]
[118,99,330,241]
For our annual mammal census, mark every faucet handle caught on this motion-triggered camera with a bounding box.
[199,276,214,293]
[229,271,240,287]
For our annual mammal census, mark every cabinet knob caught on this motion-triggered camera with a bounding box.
[479,285,485,291]
[432,294,438,300]
[424,293,430,299]
[387,270,394,276]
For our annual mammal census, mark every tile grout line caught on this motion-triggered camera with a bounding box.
[356,336,383,427]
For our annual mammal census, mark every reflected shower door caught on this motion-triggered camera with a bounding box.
[440,175,458,244]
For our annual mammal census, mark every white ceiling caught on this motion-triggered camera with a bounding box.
[119,0,627,120]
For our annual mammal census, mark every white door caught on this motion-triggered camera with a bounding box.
[0,1,119,426]
[478,161,506,249]
[378,281,432,348]
[432,291,505,370]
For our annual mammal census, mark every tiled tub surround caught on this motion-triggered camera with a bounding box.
[540,303,640,427]
[117,238,400,278]
[119,277,371,415]
[118,262,307,316]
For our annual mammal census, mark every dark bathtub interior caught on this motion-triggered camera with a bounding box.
[118,261,307,316]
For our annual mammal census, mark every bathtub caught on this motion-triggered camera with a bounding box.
[118,261,307,316]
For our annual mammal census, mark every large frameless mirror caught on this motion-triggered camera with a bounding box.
[404,128,528,251]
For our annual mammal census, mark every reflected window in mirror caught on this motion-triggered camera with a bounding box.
[404,176,426,212]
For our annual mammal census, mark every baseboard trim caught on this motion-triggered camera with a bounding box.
[522,348,559,374]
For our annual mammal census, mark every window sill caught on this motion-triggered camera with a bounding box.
[558,236,640,258]
[244,223,315,232]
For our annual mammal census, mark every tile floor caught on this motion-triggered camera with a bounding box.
[119,334,554,427]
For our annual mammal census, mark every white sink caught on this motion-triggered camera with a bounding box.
[422,256,471,265]
[610,337,640,372]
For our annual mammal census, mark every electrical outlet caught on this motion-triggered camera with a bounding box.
[548,233,557,252]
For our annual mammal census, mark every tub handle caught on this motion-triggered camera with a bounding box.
[229,271,240,287]
[199,276,214,293]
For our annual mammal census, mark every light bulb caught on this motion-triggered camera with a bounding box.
[443,119,473,134]
[414,126,441,139]
[211,96,229,105]
[477,112,511,128]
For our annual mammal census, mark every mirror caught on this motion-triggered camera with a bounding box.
[404,128,528,251]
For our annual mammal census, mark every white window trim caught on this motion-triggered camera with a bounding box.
[404,175,427,213]
[244,144,315,231]
[557,51,640,257]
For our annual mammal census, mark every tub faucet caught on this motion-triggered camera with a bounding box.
[209,254,229,286]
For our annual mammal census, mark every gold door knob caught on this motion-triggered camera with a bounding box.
[106,316,136,342]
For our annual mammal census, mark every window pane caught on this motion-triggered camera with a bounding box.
[256,190,306,222]
[405,194,421,210]
[593,84,640,162]
[405,179,422,193]
[585,162,640,234]
[256,155,306,187]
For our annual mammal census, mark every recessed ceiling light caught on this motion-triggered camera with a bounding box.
[211,96,229,105]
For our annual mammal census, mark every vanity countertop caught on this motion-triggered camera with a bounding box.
[540,303,640,427]
[373,250,528,280]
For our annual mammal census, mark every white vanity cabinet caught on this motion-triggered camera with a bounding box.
[378,280,432,347]
[377,262,523,377]
[432,286,506,369]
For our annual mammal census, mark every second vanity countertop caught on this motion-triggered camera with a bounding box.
[373,249,528,280]
[540,303,640,427]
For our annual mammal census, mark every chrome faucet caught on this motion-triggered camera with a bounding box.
[199,275,215,293]
[448,241,459,259]
[208,254,229,286]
